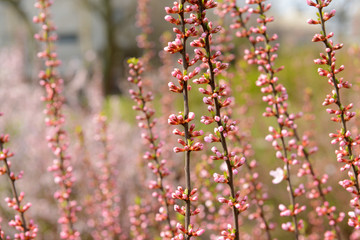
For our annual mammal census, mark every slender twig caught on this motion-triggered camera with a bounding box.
[128,59,175,238]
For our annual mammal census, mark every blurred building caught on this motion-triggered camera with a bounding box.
[272,0,360,45]
[0,0,358,93]
[0,0,144,95]
[0,0,138,60]
[1,0,359,54]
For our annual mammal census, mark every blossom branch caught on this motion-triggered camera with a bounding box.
[0,114,37,239]
[225,0,308,237]
[128,58,175,238]
[87,115,123,239]
[164,1,205,238]
[232,133,274,239]
[136,0,155,67]
[191,1,249,239]
[226,0,345,237]
[307,0,360,230]
[33,1,80,238]
[128,201,153,239]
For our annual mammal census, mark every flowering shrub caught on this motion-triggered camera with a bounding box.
[307,0,360,234]
[33,0,80,238]
[128,58,175,238]
[0,113,37,239]
[1,0,360,239]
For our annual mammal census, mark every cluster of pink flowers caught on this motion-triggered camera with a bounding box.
[11,0,360,238]
[230,130,275,239]
[135,0,155,66]
[128,201,153,239]
[83,114,123,239]
[189,1,251,239]
[33,0,80,238]
[218,0,344,238]
[0,114,38,239]
[227,1,304,237]
[307,0,360,232]
[128,58,175,238]
[212,6,236,66]
[164,1,206,239]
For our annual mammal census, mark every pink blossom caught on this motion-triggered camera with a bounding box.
[269,168,284,184]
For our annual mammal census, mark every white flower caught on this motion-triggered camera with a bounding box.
[269,167,284,184]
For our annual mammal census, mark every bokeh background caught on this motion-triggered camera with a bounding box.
[0,0,359,96]
[0,0,360,239]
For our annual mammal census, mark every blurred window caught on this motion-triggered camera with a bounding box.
[58,33,78,44]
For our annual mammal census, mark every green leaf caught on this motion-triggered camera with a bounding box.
[332,92,337,100]
[184,188,189,195]
[223,171,228,179]
[289,204,294,211]
[266,44,272,51]
[75,125,83,134]
[176,213,184,222]
[127,57,139,65]
[135,196,142,205]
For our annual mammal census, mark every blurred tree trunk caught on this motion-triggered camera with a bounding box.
[0,0,37,48]
[0,0,37,82]
[103,0,121,95]
[1,0,35,39]
[80,0,125,96]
